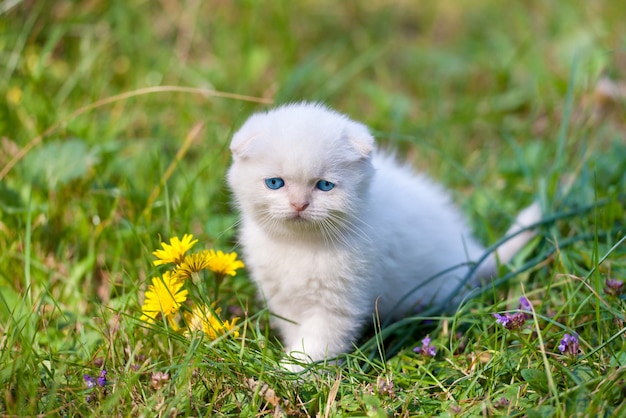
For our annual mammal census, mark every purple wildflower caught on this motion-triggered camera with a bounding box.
[493,297,533,330]
[414,335,437,357]
[557,333,579,356]
[84,374,95,389]
[376,375,395,397]
[84,369,108,403]
[604,278,624,297]
[493,313,512,328]
[84,374,96,403]
[97,370,107,387]
[518,297,533,319]
[151,371,171,390]
[493,312,526,330]
[493,397,510,409]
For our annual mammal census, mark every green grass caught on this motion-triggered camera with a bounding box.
[1,0,625,416]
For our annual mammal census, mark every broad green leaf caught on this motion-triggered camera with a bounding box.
[521,368,549,395]
[21,138,99,190]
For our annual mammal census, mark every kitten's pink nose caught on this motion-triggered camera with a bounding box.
[291,202,309,212]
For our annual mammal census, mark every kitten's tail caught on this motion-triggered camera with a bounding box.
[476,202,542,279]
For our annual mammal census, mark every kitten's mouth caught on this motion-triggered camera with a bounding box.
[289,213,309,222]
[285,211,318,225]
[275,209,325,227]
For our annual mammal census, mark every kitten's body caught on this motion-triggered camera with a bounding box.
[227,103,539,365]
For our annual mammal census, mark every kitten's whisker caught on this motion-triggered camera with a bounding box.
[327,212,373,246]
[320,218,348,250]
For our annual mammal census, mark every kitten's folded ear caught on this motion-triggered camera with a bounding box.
[345,120,375,159]
[230,121,260,160]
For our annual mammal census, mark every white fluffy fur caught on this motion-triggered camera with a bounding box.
[227,102,540,366]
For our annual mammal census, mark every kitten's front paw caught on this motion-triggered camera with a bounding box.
[281,351,338,377]
[281,349,313,373]
[281,357,306,374]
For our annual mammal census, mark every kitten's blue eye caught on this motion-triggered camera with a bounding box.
[316,180,335,191]
[265,178,285,190]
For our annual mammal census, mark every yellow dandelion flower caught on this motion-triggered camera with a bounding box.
[185,304,240,339]
[140,271,189,324]
[173,250,213,281]
[206,250,245,277]
[152,234,198,266]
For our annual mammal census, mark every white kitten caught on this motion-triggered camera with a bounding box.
[227,102,540,367]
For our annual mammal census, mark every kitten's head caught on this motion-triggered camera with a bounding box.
[227,102,375,240]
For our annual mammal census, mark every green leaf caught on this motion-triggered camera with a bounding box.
[521,368,549,395]
[0,182,22,213]
[363,394,388,418]
[21,138,99,190]
[526,405,556,418]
